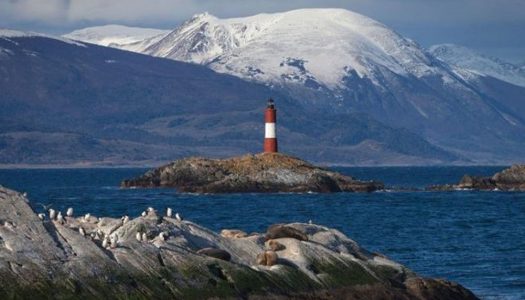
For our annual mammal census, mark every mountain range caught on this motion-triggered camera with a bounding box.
[1,8,524,166]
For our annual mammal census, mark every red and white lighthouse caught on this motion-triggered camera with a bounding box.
[264,98,278,153]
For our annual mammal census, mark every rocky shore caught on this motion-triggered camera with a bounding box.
[0,186,477,299]
[427,164,525,191]
[121,153,384,193]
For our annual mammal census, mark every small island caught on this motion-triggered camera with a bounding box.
[0,186,477,299]
[121,153,384,193]
[428,164,525,191]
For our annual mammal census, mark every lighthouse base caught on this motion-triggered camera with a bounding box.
[264,138,278,153]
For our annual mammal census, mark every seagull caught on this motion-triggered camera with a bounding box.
[158,232,167,241]
[166,207,173,218]
[56,212,64,224]
[110,234,118,249]
[79,227,85,236]
[122,215,129,224]
[84,213,91,222]
[308,220,313,225]
[141,232,147,241]
[22,192,27,197]
[175,213,183,222]
[66,207,74,217]
[102,237,109,248]
[141,211,147,217]
[38,213,45,220]
[48,209,57,220]
[135,232,142,241]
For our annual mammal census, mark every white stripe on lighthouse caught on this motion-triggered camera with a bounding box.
[265,123,276,138]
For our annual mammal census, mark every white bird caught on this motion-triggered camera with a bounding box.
[22,192,27,197]
[136,232,142,241]
[66,207,74,217]
[141,211,147,217]
[57,212,64,224]
[102,237,109,248]
[147,207,154,215]
[158,232,167,241]
[49,209,56,220]
[79,227,85,236]
[84,213,91,222]
[175,213,183,222]
[166,207,173,218]
[122,215,129,224]
[38,213,45,220]
[110,234,118,249]
[141,232,147,241]
[308,220,313,225]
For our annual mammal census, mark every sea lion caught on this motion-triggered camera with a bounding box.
[220,229,248,239]
[265,224,308,241]
[267,239,286,251]
[256,250,278,266]
[196,248,231,261]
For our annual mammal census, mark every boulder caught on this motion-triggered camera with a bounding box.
[427,164,525,191]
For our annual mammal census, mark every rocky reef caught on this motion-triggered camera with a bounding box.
[0,186,478,299]
[428,164,525,191]
[121,153,384,193]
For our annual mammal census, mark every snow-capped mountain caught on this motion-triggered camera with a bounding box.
[63,25,169,47]
[116,9,456,89]
[429,44,525,88]
[62,9,525,163]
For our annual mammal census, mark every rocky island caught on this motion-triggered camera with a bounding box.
[121,153,384,193]
[0,186,477,299]
[428,164,525,191]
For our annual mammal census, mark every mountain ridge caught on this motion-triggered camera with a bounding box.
[0,30,459,166]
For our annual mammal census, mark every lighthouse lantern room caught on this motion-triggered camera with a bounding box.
[264,98,278,153]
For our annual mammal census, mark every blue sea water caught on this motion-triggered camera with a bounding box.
[0,166,524,299]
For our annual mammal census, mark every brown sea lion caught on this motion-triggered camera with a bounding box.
[266,224,308,241]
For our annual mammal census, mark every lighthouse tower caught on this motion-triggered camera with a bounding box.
[264,99,278,153]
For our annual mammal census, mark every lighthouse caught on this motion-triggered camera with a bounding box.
[264,98,278,153]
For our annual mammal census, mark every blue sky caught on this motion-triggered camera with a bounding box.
[1,0,524,63]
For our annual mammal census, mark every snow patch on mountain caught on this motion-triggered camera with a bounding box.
[64,25,169,47]
[429,44,525,87]
[1,28,86,47]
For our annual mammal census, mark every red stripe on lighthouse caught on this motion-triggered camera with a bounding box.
[264,99,278,153]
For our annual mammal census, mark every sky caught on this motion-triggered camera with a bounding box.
[1,0,524,63]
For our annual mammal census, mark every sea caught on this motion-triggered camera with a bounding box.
[0,166,523,299]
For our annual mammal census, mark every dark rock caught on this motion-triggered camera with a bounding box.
[196,247,232,261]
[121,153,384,193]
[426,164,525,191]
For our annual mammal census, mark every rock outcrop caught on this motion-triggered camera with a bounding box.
[0,186,478,299]
[121,153,384,193]
[427,164,525,191]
